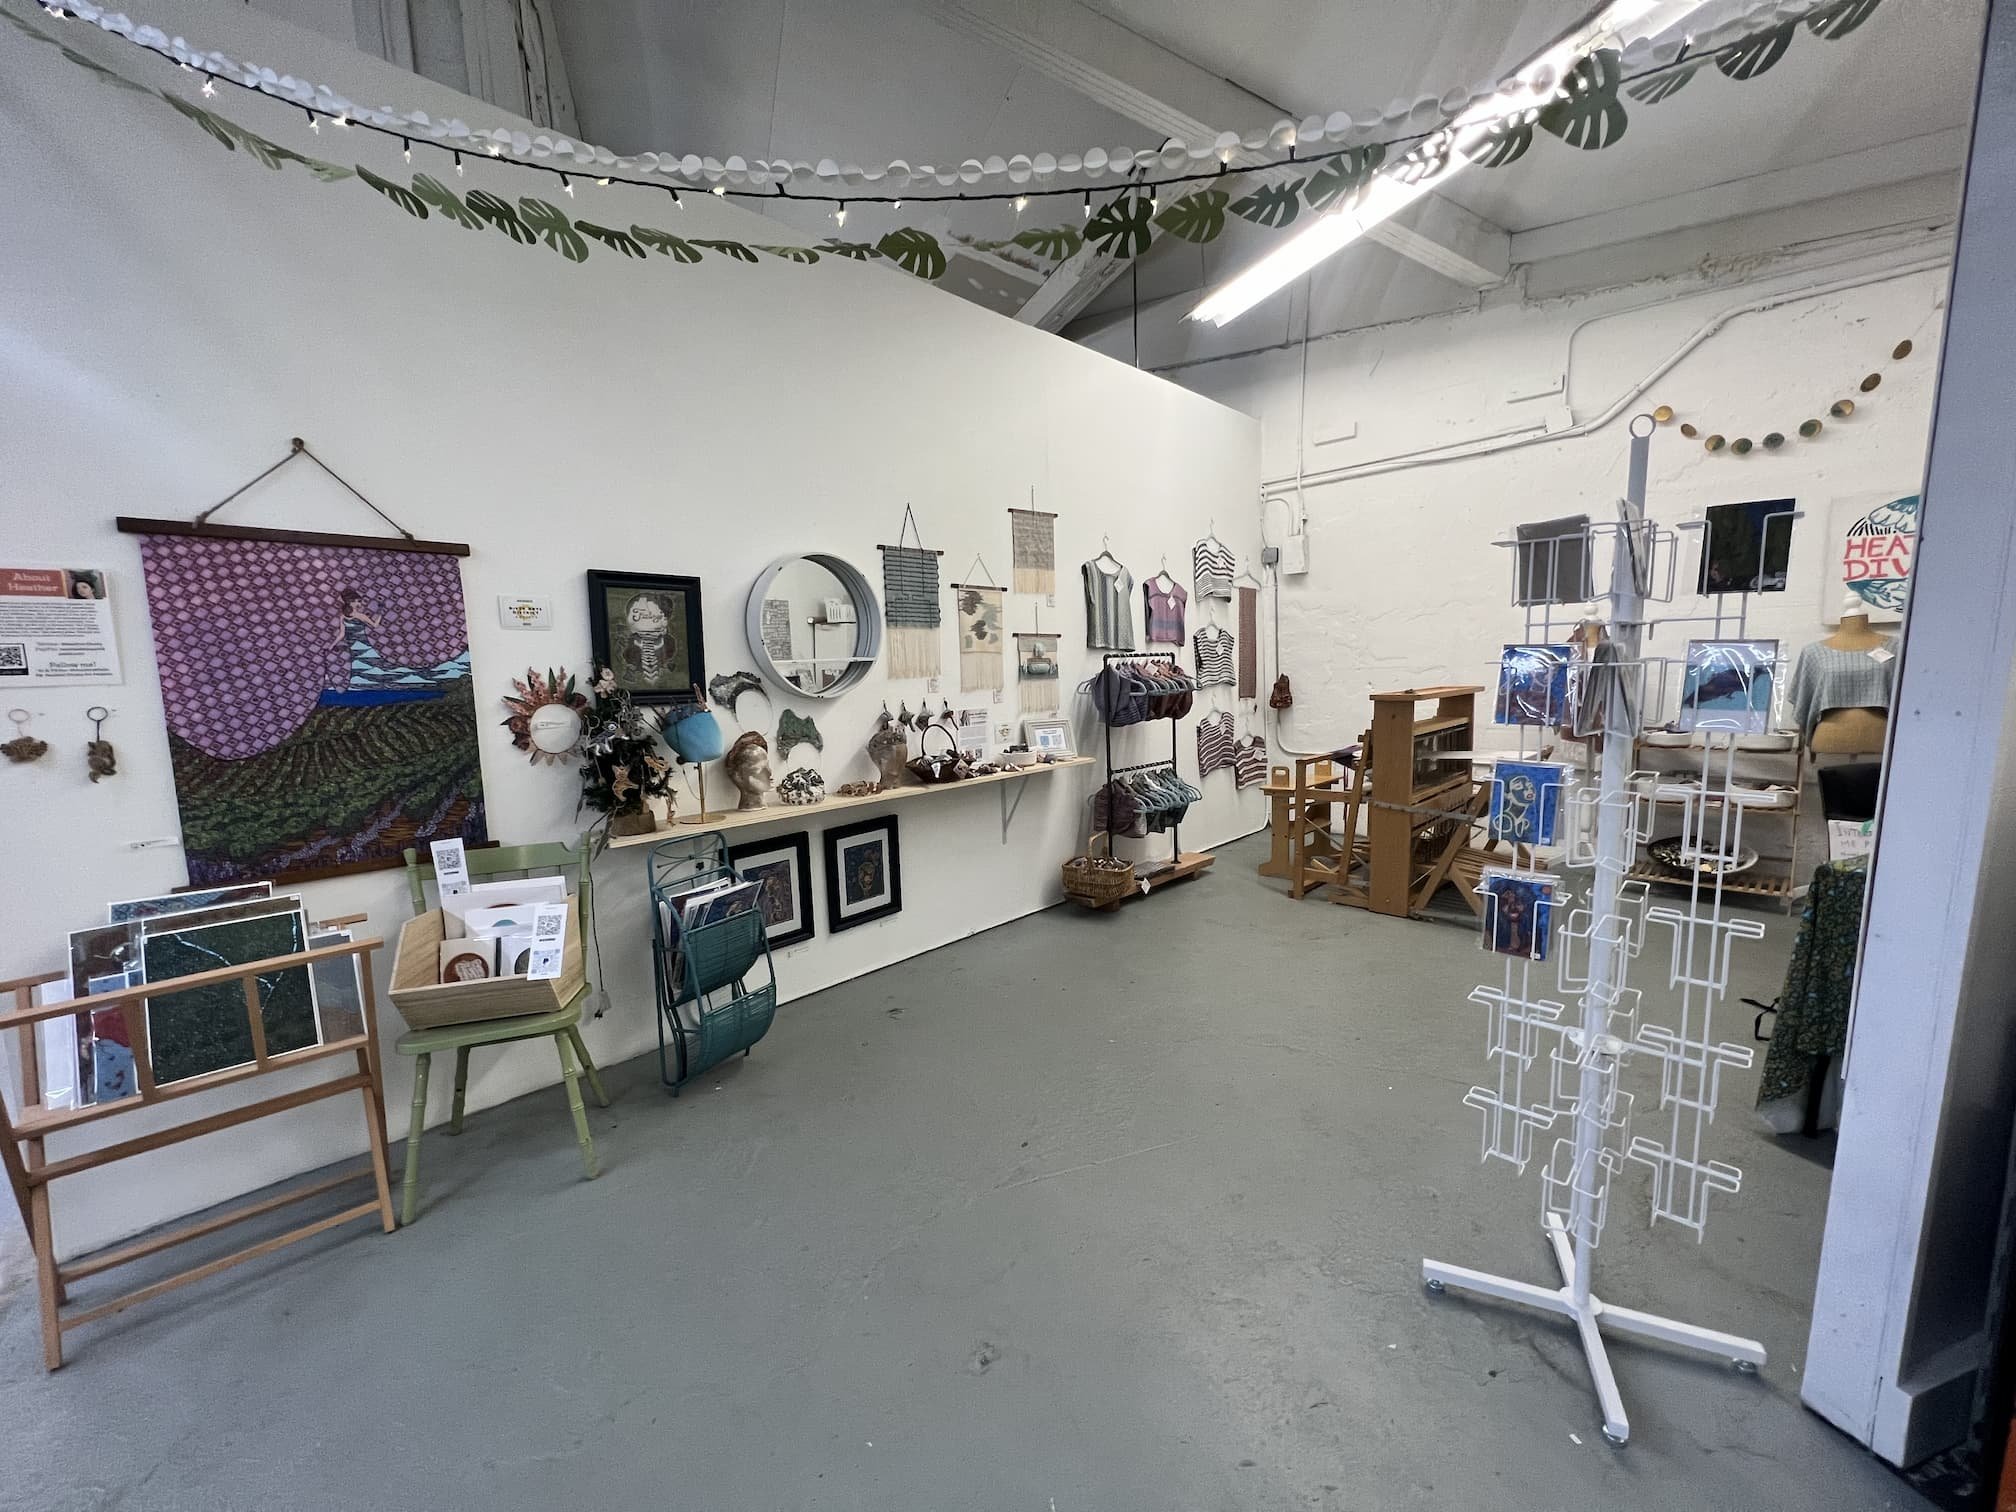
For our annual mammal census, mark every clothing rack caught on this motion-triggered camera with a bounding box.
[1093,652,1214,894]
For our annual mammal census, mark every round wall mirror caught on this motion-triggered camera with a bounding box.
[744,554,883,698]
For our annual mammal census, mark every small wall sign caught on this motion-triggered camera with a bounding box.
[498,595,554,631]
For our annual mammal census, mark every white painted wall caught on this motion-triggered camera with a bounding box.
[1083,213,1953,753]
[0,1,1262,1257]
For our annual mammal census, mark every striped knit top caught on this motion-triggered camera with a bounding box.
[1197,710,1236,777]
[1193,626,1235,687]
[1233,735,1267,789]
[1194,537,1235,600]
[1082,556,1135,650]
[1143,575,1187,645]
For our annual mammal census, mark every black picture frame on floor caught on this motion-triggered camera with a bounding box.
[587,569,706,707]
[728,830,815,949]
[822,815,902,933]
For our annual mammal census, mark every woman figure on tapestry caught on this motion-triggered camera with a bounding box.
[327,587,470,707]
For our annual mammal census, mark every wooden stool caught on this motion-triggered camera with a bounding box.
[395,1003,608,1226]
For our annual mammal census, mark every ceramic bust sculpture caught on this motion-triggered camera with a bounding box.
[867,722,911,788]
[725,729,774,810]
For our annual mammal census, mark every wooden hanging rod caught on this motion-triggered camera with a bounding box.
[876,544,944,555]
[116,518,470,556]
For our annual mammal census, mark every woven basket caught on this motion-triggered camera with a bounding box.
[1061,853,1138,908]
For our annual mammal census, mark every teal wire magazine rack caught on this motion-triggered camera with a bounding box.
[648,833,778,1092]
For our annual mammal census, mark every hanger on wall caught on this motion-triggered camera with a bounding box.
[116,436,469,557]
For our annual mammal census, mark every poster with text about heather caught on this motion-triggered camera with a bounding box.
[0,565,121,684]
[135,533,486,884]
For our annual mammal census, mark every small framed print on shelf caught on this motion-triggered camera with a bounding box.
[1022,717,1073,758]
[728,830,815,949]
[823,815,902,933]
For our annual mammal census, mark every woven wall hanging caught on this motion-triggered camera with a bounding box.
[1015,632,1060,714]
[951,555,1005,693]
[879,504,942,681]
[1009,502,1056,595]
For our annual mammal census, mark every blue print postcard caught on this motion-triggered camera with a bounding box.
[1489,760,1566,848]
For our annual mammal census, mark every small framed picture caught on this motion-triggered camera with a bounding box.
[823,815,902,933]
[587,569,706,707]
[728,830,815,948]
[1022,717,1073,757]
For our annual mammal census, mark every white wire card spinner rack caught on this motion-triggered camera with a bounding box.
[1422,414,1771,1446]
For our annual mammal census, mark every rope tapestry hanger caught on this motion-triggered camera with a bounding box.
[115,436,468,556]
[8,0,1895,287]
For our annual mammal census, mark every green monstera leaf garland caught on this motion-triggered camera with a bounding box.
[24,0,1888,286]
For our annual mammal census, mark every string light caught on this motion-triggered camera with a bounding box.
[892,198,902,210]
[711,184,725,195]
[596,176,611,187]
[333,114,349,129]
[487,142,502,156]
[1013,194,1028,214]
[833,201,847,228]
[666,186,682,208]
[561,173,574,196]
[306,108,319,133]
[201,77,215,97]
[1082,190,1091,219]
[401,138,411,163]
[453,151,464,176]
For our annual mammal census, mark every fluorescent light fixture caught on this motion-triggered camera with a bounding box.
[1188,0,1711,327]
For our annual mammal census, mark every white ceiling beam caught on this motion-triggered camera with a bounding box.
[1509,127,1970,265]
[922,0,1512,327]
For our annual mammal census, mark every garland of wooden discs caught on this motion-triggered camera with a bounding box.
[1656,338,1914,456]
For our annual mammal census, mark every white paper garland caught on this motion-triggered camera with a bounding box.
[42,0,1836,195]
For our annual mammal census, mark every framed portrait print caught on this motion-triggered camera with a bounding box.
[822,815,902,933]
[728,830,815,949]
[587,570,706,707]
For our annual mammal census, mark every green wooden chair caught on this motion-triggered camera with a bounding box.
[396,833,610,1224]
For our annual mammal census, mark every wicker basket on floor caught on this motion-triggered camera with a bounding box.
[1061,853,1137,908]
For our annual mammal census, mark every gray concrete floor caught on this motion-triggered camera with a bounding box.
[0,835,1927,1511]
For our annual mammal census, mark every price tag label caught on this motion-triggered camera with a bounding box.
[430,837,469,899]
[526,902,569,980]
[1869,647,1895,663]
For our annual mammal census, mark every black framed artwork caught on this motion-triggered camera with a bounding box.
[728,830,815,949]
[822,815,902,933]
[587,570,706,707]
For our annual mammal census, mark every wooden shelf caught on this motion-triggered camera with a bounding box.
[1412,714,1473,737]
[604,756,1095,848]
[1628,859,1795,900]
[12,1034,371,1138]
[1093,851,1215,909]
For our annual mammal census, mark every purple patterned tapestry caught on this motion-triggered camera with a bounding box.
[137,533,486,884]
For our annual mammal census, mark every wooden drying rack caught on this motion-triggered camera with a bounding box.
[0,920,396,1370]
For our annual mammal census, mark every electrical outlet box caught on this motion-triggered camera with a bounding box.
[1261,546,1280,566]
[1277,536,1311,576]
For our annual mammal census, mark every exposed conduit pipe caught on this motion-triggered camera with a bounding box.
[1259,255,1948,498]
[1255,253,1948,756]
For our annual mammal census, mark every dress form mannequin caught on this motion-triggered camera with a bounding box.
[1807,593,1891,755]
